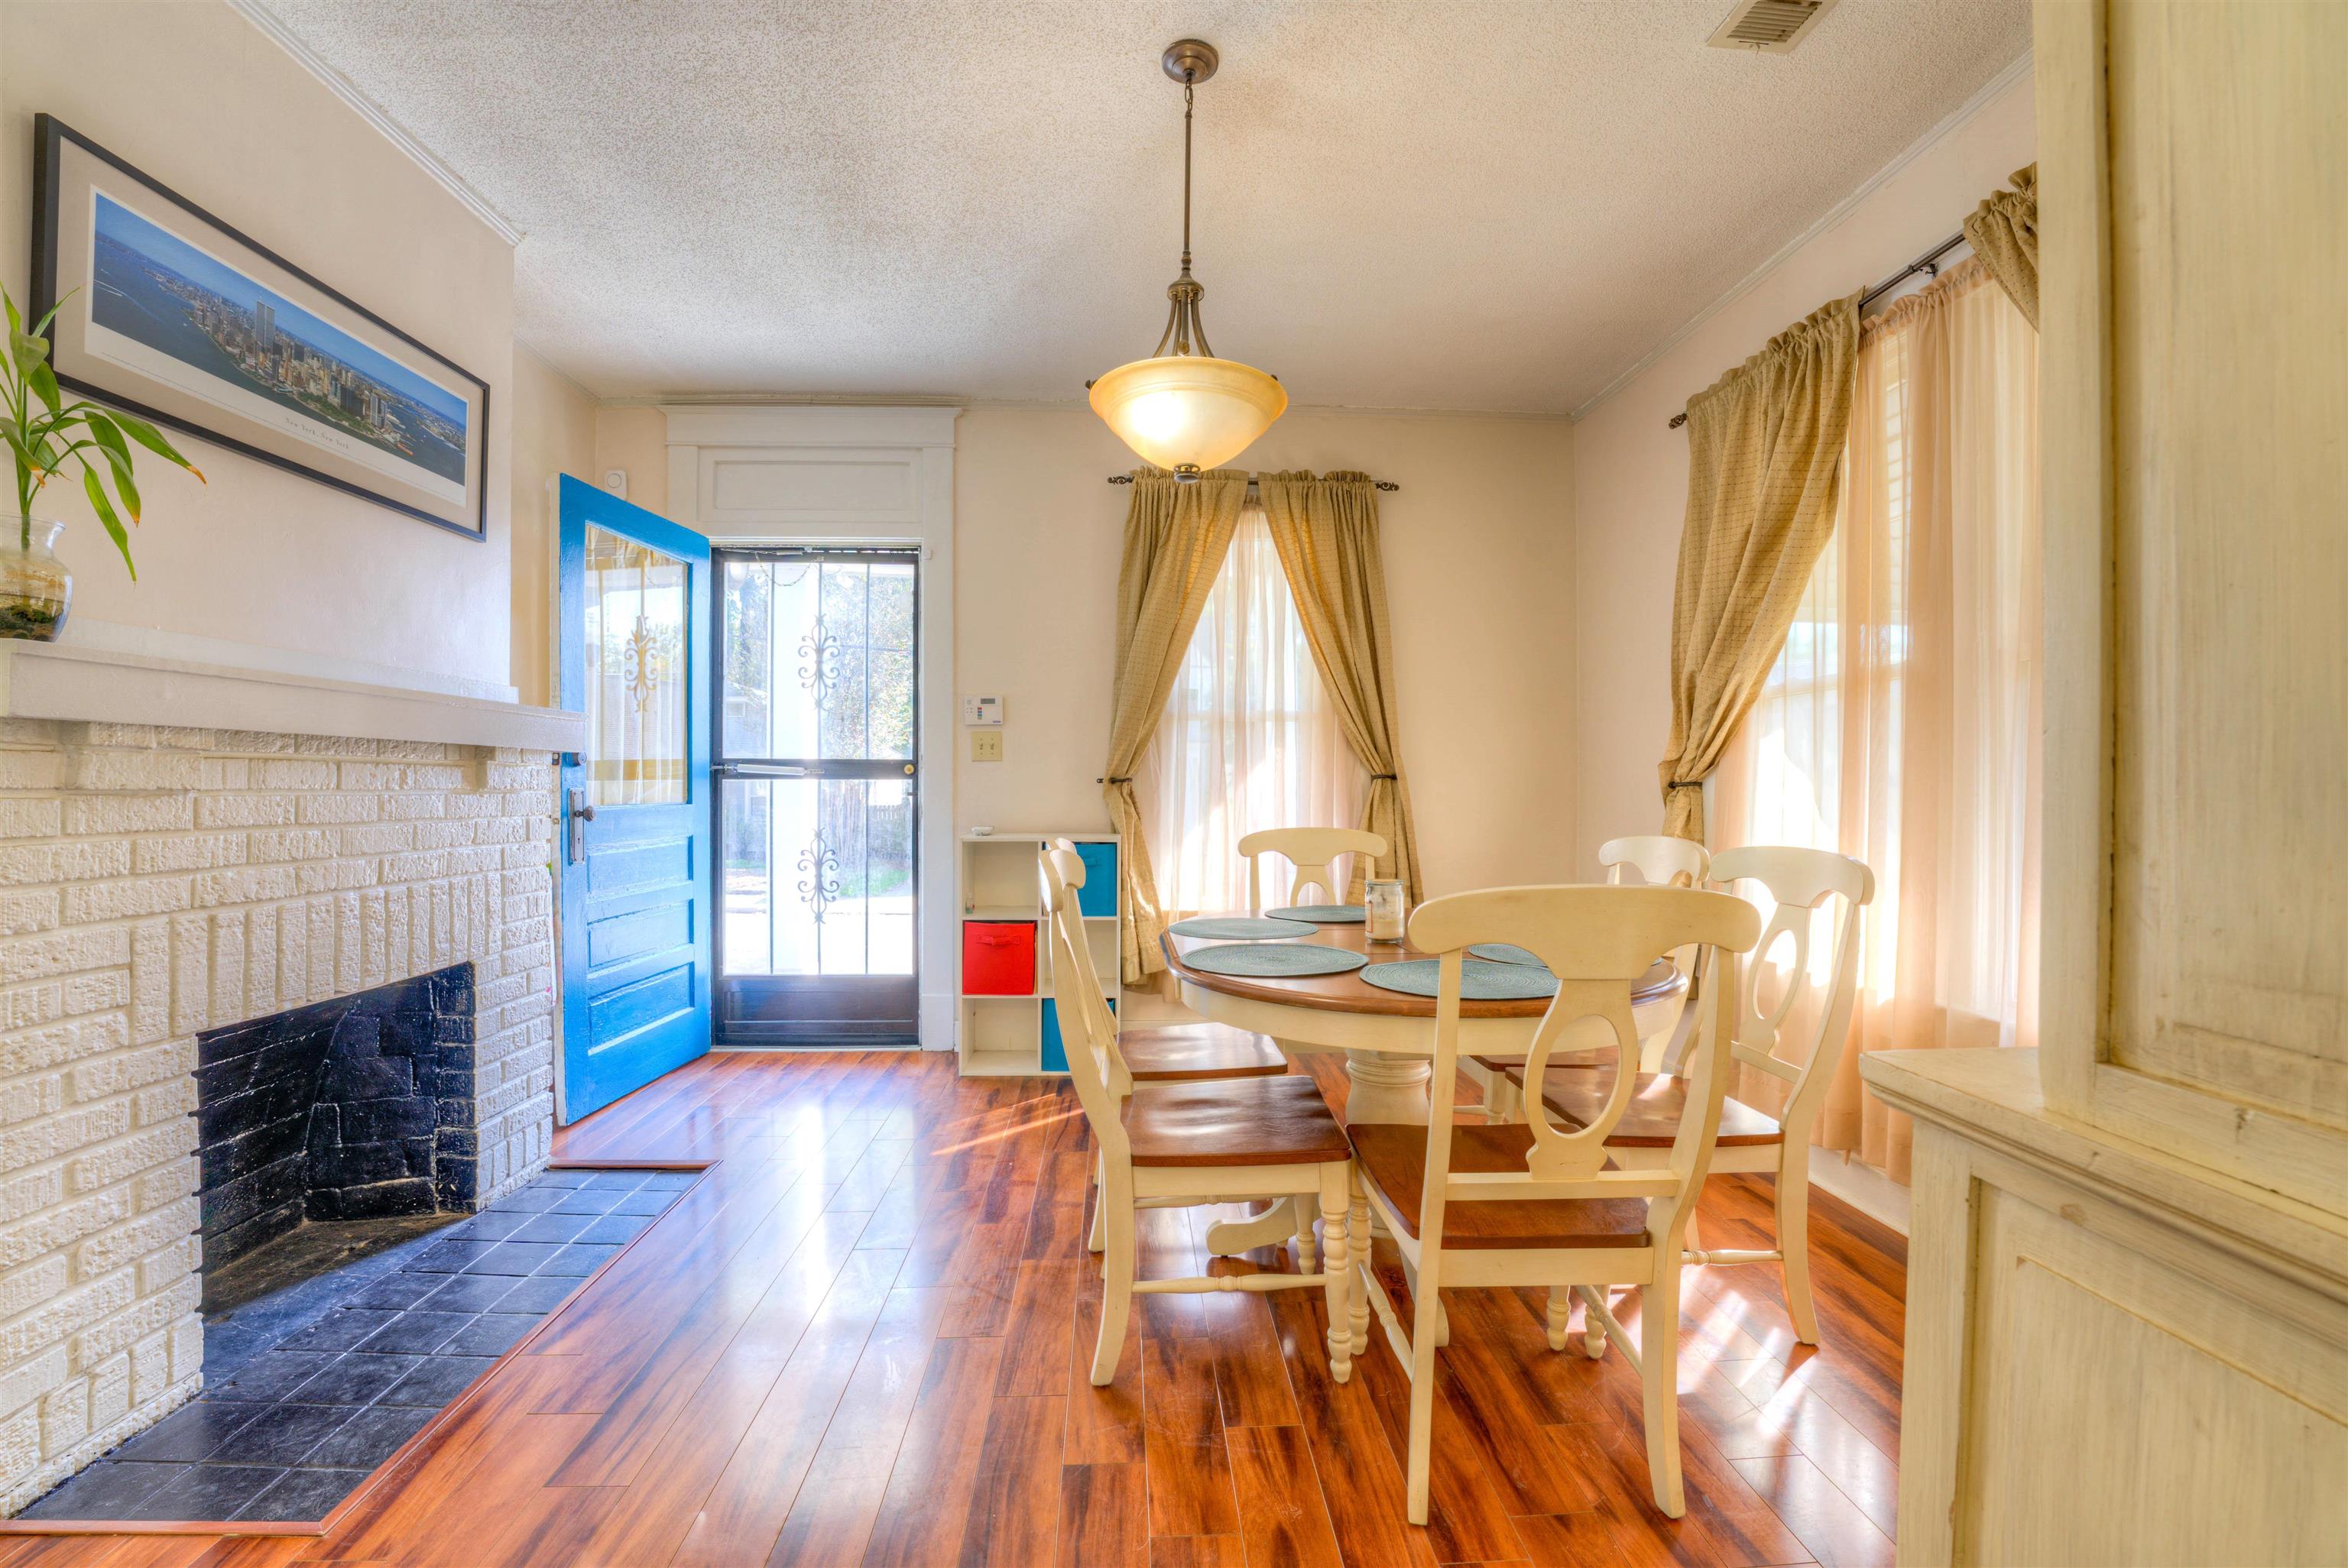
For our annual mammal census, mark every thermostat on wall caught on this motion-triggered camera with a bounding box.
[962,695,1004,727]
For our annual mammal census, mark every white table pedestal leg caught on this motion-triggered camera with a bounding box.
[1342,1048,1433,1126]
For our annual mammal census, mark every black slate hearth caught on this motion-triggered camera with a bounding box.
[196,964,479,1288]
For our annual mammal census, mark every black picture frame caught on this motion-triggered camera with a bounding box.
[29,114,489,541]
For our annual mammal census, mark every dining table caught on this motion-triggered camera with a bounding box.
[1159,916,1685,1256]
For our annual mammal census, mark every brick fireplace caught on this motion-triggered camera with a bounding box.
[0,717,559,1515]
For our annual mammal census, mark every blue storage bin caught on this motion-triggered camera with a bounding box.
[1074,841,1119,917]
[1039,995,1112,1073]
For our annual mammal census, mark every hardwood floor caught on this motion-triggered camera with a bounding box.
[1,1051,1905,1567]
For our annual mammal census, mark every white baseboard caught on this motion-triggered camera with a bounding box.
[1806,1152,1912,1236]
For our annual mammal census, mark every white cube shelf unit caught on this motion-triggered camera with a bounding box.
[957,831,1123,1077]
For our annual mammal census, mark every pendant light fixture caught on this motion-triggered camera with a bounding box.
[1088,39,1287,481]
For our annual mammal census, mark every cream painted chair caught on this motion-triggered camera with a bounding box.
[1599,834,1711,889]
[1043,846,1358,1386]
[1348,884,1762,1521]
[1046,840,1325,1265]
[1500,845,1874,1344]
[1236,826,1389,912]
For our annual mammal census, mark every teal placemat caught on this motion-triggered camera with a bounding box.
[1360,958,1561,999]
[1266,903,1365,923]
[1169,915,1318,940]
[1182,942,1368,977]
[1468,943,1548,969]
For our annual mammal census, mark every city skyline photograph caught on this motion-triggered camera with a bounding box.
[87,191,469,491]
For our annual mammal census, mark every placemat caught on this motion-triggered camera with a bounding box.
[1359,958,1561,999]
[1266,903,1366,923]
[1180,942,1369,977]
[1168,915,1318,940]
[1468,943,1548,969]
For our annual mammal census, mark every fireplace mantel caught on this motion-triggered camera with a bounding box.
[0,639,583,751]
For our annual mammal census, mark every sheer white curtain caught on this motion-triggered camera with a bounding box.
[1138,503,1367,917]
[1718,256,2040,1182]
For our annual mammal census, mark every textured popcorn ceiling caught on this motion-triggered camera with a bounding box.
[262,0,2029,411]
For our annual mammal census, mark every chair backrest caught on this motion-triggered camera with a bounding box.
[1235,827,1389,912]
[1041,846,1130,1158]
[1599,834,1711,889]
[1704,845,1875,1143]
[1409,885,1763,1254]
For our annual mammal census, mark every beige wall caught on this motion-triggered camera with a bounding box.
[1568,70,2035,873]
[955,407,1578,896]
[508,348,596,706]
[0,2,519,696]
[595,405,669,518]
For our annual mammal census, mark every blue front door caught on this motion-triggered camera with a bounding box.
[557,475,712,1121]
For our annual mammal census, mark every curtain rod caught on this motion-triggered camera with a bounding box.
[1107,474,1400,491]
[1665,228,1969,430]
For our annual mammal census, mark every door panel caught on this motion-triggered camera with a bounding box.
[559,475,712,1120]
[715,549,919,1044]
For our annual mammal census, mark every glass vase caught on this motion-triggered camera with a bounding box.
[0,518,71,641]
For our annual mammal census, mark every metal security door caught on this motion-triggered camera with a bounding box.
[556,476,713,1121]
[714,548,919,1043]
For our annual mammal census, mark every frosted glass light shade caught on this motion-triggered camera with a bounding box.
[1088,355,1288,476]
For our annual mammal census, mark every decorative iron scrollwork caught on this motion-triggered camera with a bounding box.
[797,831,842,924]
[798,627,842,710]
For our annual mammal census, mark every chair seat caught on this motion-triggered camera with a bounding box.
[1517,1067,1784,1148]
[1122,1075,1351,1168]
[1119,1023,1287,1080]
[1348,1123,1652,1251]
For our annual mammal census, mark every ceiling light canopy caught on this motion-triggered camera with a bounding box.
[1088,40,1286,481]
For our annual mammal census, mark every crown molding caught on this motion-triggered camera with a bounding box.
[228,0,524,247]
[604,392,1569,423]
[1568,46,2034,423]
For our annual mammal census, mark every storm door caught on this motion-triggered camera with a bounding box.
[714,548,919,1043]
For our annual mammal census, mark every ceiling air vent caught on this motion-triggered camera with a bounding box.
[1707,0,1838,53]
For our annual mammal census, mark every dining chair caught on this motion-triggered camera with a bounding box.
[1495,845,1874,1344]
[1236,826,1389,912]
[1599,834,1711,889]
[1042,846,1359,1385]
[1348,883,1762,1521]
[1475,834,1718,1122]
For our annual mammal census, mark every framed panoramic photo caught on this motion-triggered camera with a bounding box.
[30,115,488,540]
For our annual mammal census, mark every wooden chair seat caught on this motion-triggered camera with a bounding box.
[1348,1123,1651,1250]
[1510,1067,1785,1148]
[1118,1022,1287,1080]
[1122,1076,1352,1168]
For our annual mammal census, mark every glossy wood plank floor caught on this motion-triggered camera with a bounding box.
[2,1051,1905,1567]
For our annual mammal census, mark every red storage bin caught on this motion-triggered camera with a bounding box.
[962,921,1036,995]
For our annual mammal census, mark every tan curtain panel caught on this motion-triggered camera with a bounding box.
[1961,164,2039,328]
[1659,292,1861,841]
[1105,468,1249,981]
[1716,258,2042,1182]
[1256,471,1425,904]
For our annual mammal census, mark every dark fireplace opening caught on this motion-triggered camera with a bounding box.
[195,964,479,1306]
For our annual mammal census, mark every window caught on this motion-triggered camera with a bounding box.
[1137,504,1366,916]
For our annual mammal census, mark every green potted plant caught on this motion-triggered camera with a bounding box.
[0,281,203,639]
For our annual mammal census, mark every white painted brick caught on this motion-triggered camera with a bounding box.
[66,1038,190,1107]
[133,834,249,874]
[252,759,338,790]
[67,1273,198,1372]
[2,1100,129,1174]
[0,1187,131,1268]
[0,1259,69,1323]
[5,980,64,1029]
[63,876,193,925]
[336,762,403,790]
[382,792,448,821]
[0,1072,64,1126]
[0,1168,65,1226]
[133,1075,196,1129]
[295,857,379,896]
[135,1158,195,1216]
[37,1373,89,1457]
[135,1239,197,1301]
[168,915,209,1035]
[338,822,414,857]
[61,794,192,835]
[248,829,339,863]
[297,792,380,824]
[190,866,298,907]
[59,974,122,1018]
[0,927,131,985]
[245,905,278,1018]
[0,1407,38,1486]
[63,751,203,792]
[0,799,62,839]
[1,1268,135,1364]
[85,1351,128,1429]
[65,1120,193,1196]
[0,751,64,790]
[0,889,59,936]
[194,793,296,828]
[73,1198,197,1282]
[168,1314,201,1385]
[128,921,169,1045]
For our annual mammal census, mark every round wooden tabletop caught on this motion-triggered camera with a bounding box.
[1159,920,1683,1019]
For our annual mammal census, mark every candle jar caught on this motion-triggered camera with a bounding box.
[1364,879,1407,944]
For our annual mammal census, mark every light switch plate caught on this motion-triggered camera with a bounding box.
[971,730,1003,762]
